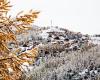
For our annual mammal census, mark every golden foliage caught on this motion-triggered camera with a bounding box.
[0,0,39,80]
[0,47,38,80]
[19,47,38,64]
[0,0,39,52]
[0,55,23,80]
[16,10,39,24]
[0,0,12,13]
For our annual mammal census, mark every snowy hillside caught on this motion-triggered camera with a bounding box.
[91,36,100,44]
[39,27,65,39]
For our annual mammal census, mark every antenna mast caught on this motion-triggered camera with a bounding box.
[51,20,53,28]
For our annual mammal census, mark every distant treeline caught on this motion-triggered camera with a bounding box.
[94,34,100,37]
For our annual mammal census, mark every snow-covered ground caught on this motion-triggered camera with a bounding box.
[39,27,65,39]
[91,36,100,44]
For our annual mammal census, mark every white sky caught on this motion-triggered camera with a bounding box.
[8,0,100,35]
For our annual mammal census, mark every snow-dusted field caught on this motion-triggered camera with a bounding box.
[22,46,100,80]
[91,37,100,44]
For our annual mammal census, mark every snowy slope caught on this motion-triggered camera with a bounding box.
[39,27,65,39]
[91,36,100,44]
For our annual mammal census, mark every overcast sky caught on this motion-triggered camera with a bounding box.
[9,0,100,35]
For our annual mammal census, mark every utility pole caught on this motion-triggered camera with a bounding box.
[51,20,53,28]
